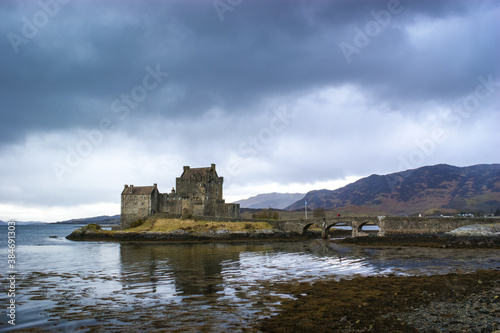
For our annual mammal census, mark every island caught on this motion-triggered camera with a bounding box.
[65,217,318,242]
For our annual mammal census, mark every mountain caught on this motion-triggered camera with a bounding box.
[55,215,120,225]
[286,164,500,215]
[236,192,305,209]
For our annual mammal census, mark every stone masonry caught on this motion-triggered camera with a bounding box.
[269,216,496,238]
[121,164,240,229]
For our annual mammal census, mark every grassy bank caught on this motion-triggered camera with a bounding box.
[123,218,274,233]
[66,218,292,242]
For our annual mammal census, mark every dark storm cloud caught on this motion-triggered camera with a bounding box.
[1,0,498,145]
[0,0,499,221]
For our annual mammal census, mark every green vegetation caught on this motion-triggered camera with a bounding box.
[85,223,102,231]
[130,219,144,228]
[69,223,113,236]
[72,223,104,233]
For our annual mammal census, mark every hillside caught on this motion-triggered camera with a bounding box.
[286,164,500,216]
[236,192,305,209]
[55,215,120,225]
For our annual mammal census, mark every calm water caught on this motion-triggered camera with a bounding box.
[1,224,499,332]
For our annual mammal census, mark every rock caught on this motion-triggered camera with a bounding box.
[170,229,189,235]
[447,223,500,236]
[259,229,281,234]
[66,223,105,240]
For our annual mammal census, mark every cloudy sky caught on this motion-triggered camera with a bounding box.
[1,0,498,222]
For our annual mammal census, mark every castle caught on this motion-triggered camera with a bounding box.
[121,164,240,229]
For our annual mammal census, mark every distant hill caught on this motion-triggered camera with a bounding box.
[0,220,45,225]
[0,215,120,225]
[55,215,120,225]
[286,164,500,216]
[236,192,305,209]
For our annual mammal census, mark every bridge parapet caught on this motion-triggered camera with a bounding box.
[270,216,496,238]
[380,216,494,235]
[269,216,382,238]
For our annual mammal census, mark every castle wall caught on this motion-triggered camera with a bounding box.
[175,176,223,201]
[225,203,240,218]
[158,193,182,215]
[192,199,205,216]
[121,193,153,229]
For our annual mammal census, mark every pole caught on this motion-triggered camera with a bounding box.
[305,200,307,219]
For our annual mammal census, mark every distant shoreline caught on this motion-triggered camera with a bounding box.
[55,221,120,225]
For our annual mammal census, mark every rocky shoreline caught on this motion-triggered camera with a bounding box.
[336,233,500,248]
[447,223,500,236]
[65,224,317,242]
[55,225,500,332]
[258,269,500,333]
[66,223,500,248]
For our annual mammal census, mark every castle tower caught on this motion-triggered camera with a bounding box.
[121,184,159,229]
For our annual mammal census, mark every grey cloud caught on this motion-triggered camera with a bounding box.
[2,0,498,146]
[0,0,498,220]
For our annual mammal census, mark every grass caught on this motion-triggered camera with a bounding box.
[122,218,274,233]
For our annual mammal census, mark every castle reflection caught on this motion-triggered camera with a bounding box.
[117,240,379,298]
[118,242,275,296]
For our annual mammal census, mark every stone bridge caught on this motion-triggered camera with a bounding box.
[268,216,496,238]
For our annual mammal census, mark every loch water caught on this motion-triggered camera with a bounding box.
[1,224,499,332]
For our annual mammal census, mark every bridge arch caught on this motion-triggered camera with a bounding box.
[324,222,353,239]
[356,220,380,236]
[301,223,314,235]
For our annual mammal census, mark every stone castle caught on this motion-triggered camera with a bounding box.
[121,164,240,229]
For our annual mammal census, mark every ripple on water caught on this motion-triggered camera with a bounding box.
[221,251,385,286]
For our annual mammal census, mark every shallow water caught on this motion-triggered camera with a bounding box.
[1,224,499,332]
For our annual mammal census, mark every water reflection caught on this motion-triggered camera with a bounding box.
[117,240,388,302]
[115,240,500,306]
[119,243,276,297]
